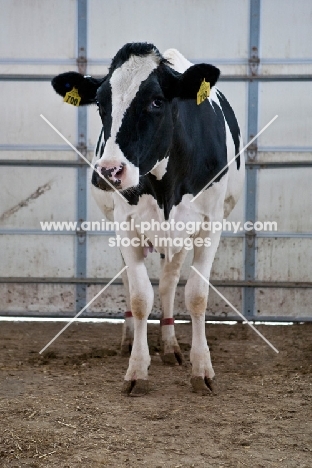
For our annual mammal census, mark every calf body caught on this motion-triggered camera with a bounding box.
[52,43,245,395]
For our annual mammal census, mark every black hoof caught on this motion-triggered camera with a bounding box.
[161,350,183,366]
[190,376,217,395]
[121,379,149,396]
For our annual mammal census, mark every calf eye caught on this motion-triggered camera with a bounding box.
[151,99,163,109]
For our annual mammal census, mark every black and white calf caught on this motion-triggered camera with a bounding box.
[52,43,245,395]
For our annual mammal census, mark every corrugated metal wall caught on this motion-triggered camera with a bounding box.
[0,0,311,320]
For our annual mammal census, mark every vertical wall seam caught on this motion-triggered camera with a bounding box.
[76,0,88,312]
[243,0,261,318]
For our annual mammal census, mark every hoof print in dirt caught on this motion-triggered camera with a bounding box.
[121,379,149,397]
[191,376,217,395]
[161,351,183,366]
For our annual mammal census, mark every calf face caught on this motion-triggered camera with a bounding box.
[52,43,220,191]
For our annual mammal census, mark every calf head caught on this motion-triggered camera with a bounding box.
[52,43,220,192]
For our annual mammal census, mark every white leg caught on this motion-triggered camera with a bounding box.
[120,259,134,356]
[158,249,187,365]
[185,229,222,394]
[119,242,153,396]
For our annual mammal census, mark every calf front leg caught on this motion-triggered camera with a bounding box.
[120,255,154,396]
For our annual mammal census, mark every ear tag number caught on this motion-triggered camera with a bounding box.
[197,79,210,105]
[63,87,81,106]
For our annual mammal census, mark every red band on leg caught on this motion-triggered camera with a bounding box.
[124,311,133,318]
[161,318,174,326]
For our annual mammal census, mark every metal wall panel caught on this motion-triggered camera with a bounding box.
[87,0,249,76]
[257,168,312,232]
[258,82,312,150]
[0,82,76,152]
[0,284,75,314]
[255,288,312,319]
[256,238,312,282]
[261,0,312,75]
[0,235,76,277]
[0,167,77,228]
[211,239,244,281]
[252,0,312,319]
[87,236,123,278]
[0,0,77,75]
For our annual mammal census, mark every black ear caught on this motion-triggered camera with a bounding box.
[159,63,220,101]
[51,72,104,106]
[178,64,220,100]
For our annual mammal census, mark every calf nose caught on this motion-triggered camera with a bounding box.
[94,162,126,187]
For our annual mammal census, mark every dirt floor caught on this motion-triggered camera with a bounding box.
[0,321,311,468]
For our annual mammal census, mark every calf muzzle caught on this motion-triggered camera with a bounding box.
[92,162,126,190]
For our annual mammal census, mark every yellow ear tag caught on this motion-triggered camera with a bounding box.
[197,79,210,105]
[63,87,81,106]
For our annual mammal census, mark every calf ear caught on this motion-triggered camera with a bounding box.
[51,72,104,106]
[178,64,220,100]
[160,63,220,101]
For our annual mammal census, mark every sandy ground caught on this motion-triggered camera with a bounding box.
[0,321,311,468]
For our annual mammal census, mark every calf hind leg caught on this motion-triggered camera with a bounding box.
[120,262,134,356]
[158,249,187,366]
